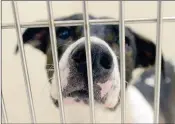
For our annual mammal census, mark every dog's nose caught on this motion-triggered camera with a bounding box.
[70,43,114,80]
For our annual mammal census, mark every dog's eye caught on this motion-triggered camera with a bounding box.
[57,27,70,40]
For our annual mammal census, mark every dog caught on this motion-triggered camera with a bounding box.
[15,14,174,123]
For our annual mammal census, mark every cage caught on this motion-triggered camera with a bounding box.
[1,1,175,123]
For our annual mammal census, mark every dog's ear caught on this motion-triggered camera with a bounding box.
[15,27,49,54]
[132,30,165,72]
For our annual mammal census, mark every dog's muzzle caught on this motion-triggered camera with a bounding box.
[51,37,120,109]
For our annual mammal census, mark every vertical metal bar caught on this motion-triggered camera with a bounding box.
[82,1,95,123]
[154,1,163,123]
[0,1,2,122]
[46,1,66,123]
[2,95,8,123]
[119,1,126,123]
[11,1,36,123]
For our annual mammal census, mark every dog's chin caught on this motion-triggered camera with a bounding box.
[51,84,120,110]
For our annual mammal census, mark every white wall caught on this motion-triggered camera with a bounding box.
[2,1,175,123]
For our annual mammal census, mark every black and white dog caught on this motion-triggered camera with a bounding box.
[15,14,175,123]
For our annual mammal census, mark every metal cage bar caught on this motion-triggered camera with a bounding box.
[11,1,36,123]
[154,1,163,123]
[82,1,95,123]
[2,17,175,29]
[119,1,126,123]
[2,95,8,124]
[46,1,66,123]
[0,41,1,124]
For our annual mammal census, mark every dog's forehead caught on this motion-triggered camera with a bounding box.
[54,14,134,43]
[56,20,119,44]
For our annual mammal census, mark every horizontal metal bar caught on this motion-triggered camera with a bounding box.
[154,1,163,123]
[82,1,96,123]
[119,1,126,123]
[2,95,8,123]
[2,17,175,29]
[46,1,66,123]
[11,1,37,123]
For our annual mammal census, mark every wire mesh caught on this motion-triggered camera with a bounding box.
[1,1,175,123]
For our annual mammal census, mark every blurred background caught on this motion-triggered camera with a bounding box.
[2,1,175,123]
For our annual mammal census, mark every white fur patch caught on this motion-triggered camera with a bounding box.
[127,85,154,123]
[145,74,171,86]
[145,75,155,87]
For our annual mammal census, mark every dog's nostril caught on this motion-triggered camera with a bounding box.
[71,43,114,79]
[100,52,113,70]
[72,49,86,64]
